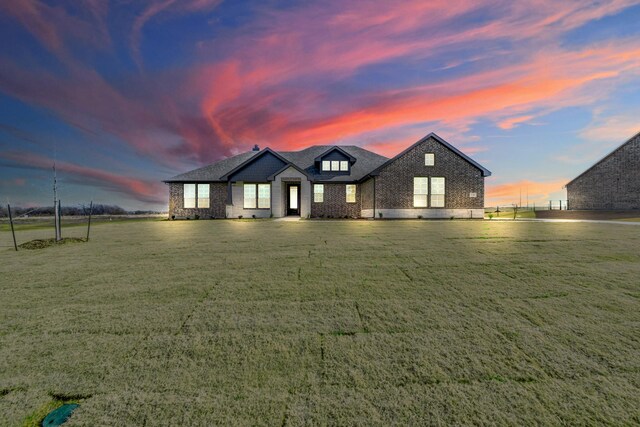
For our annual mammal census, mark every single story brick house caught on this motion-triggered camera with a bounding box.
[163,132,491,219]
[566,131,640,210]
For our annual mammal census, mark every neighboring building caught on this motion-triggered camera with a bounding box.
[566,131,640,210]
[163,133,491,219]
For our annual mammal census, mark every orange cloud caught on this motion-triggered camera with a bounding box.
[497,115,536,130]
[486,179,568,207]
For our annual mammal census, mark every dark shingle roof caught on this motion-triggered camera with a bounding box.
[163,134,489,183]
[163,151,257,182]
[279,145,388,182]
[163,145,388,182]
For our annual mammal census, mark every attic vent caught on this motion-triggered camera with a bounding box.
[252,144,260,151]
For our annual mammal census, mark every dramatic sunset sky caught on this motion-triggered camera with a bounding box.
[1,0,639,210]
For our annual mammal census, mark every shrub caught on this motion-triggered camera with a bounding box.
[378,212,383,218]
[488,213,494,220]
[171,215,175,220]
[238,215,243,219]
[252,214,256,219]
[417,215,423,219]
[194,214,200,220]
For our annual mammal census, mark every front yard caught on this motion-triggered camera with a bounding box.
[1,219,639,425]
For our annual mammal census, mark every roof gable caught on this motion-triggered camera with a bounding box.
[221,148,288,181]
[565,130,640,187]
[314,146,357,163]
[367,132,491,178]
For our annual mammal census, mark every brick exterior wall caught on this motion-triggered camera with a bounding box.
[567,133,640,210]
[311,183,361,218]
[168,182,227,218]
[361,178,374,210]
[375,136,484,209]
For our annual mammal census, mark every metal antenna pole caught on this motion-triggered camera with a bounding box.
[54,161,61,241]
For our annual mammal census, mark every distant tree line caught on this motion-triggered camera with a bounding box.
[0,204,162,217]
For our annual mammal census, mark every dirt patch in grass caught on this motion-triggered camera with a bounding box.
[18,237,86,250]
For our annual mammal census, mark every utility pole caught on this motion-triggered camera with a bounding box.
[53,162,61,241]
[519,188,522,208]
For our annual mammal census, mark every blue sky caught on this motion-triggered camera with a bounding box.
[1,0,639,210]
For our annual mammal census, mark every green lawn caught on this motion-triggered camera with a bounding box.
[1,220,639,425]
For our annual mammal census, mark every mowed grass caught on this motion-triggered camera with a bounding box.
[1,220,639,426]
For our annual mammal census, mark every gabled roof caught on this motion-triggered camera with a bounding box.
[279,145,388,182]
[565,130,640,187]
[313,146,357,163]
[267,162,311,181]
[219,147,291,180]
[365,132,491,179]
[163,151,257,182]
[163,133,488,183]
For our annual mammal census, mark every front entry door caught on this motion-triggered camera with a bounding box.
[287,184,300,216]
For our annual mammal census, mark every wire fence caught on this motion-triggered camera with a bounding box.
[485,200,569,213]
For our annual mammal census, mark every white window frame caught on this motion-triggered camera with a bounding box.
[425,153,435,166]
[314,184,324,203]
[257,184,270,209]
[413,177,428,207]
[197,183,210,208]
[243,184,257,209]
[321,159,350,172]
[243,183,270,209]
[346,184,356,203]
[431,177,445,207]
[184,184,196,208]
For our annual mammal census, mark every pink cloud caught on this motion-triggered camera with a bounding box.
[0,0,110,60]
[1,0,639,180]
[2,151,165,204]
[130,0,223,70]
[497,115,536,130]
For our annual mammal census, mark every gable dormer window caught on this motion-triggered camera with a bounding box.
[316,147,355,173]
[321,160,349,172]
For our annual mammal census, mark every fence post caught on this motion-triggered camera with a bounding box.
[559,200,562,210]
[8,204,18,251]
[86,201,93,241]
